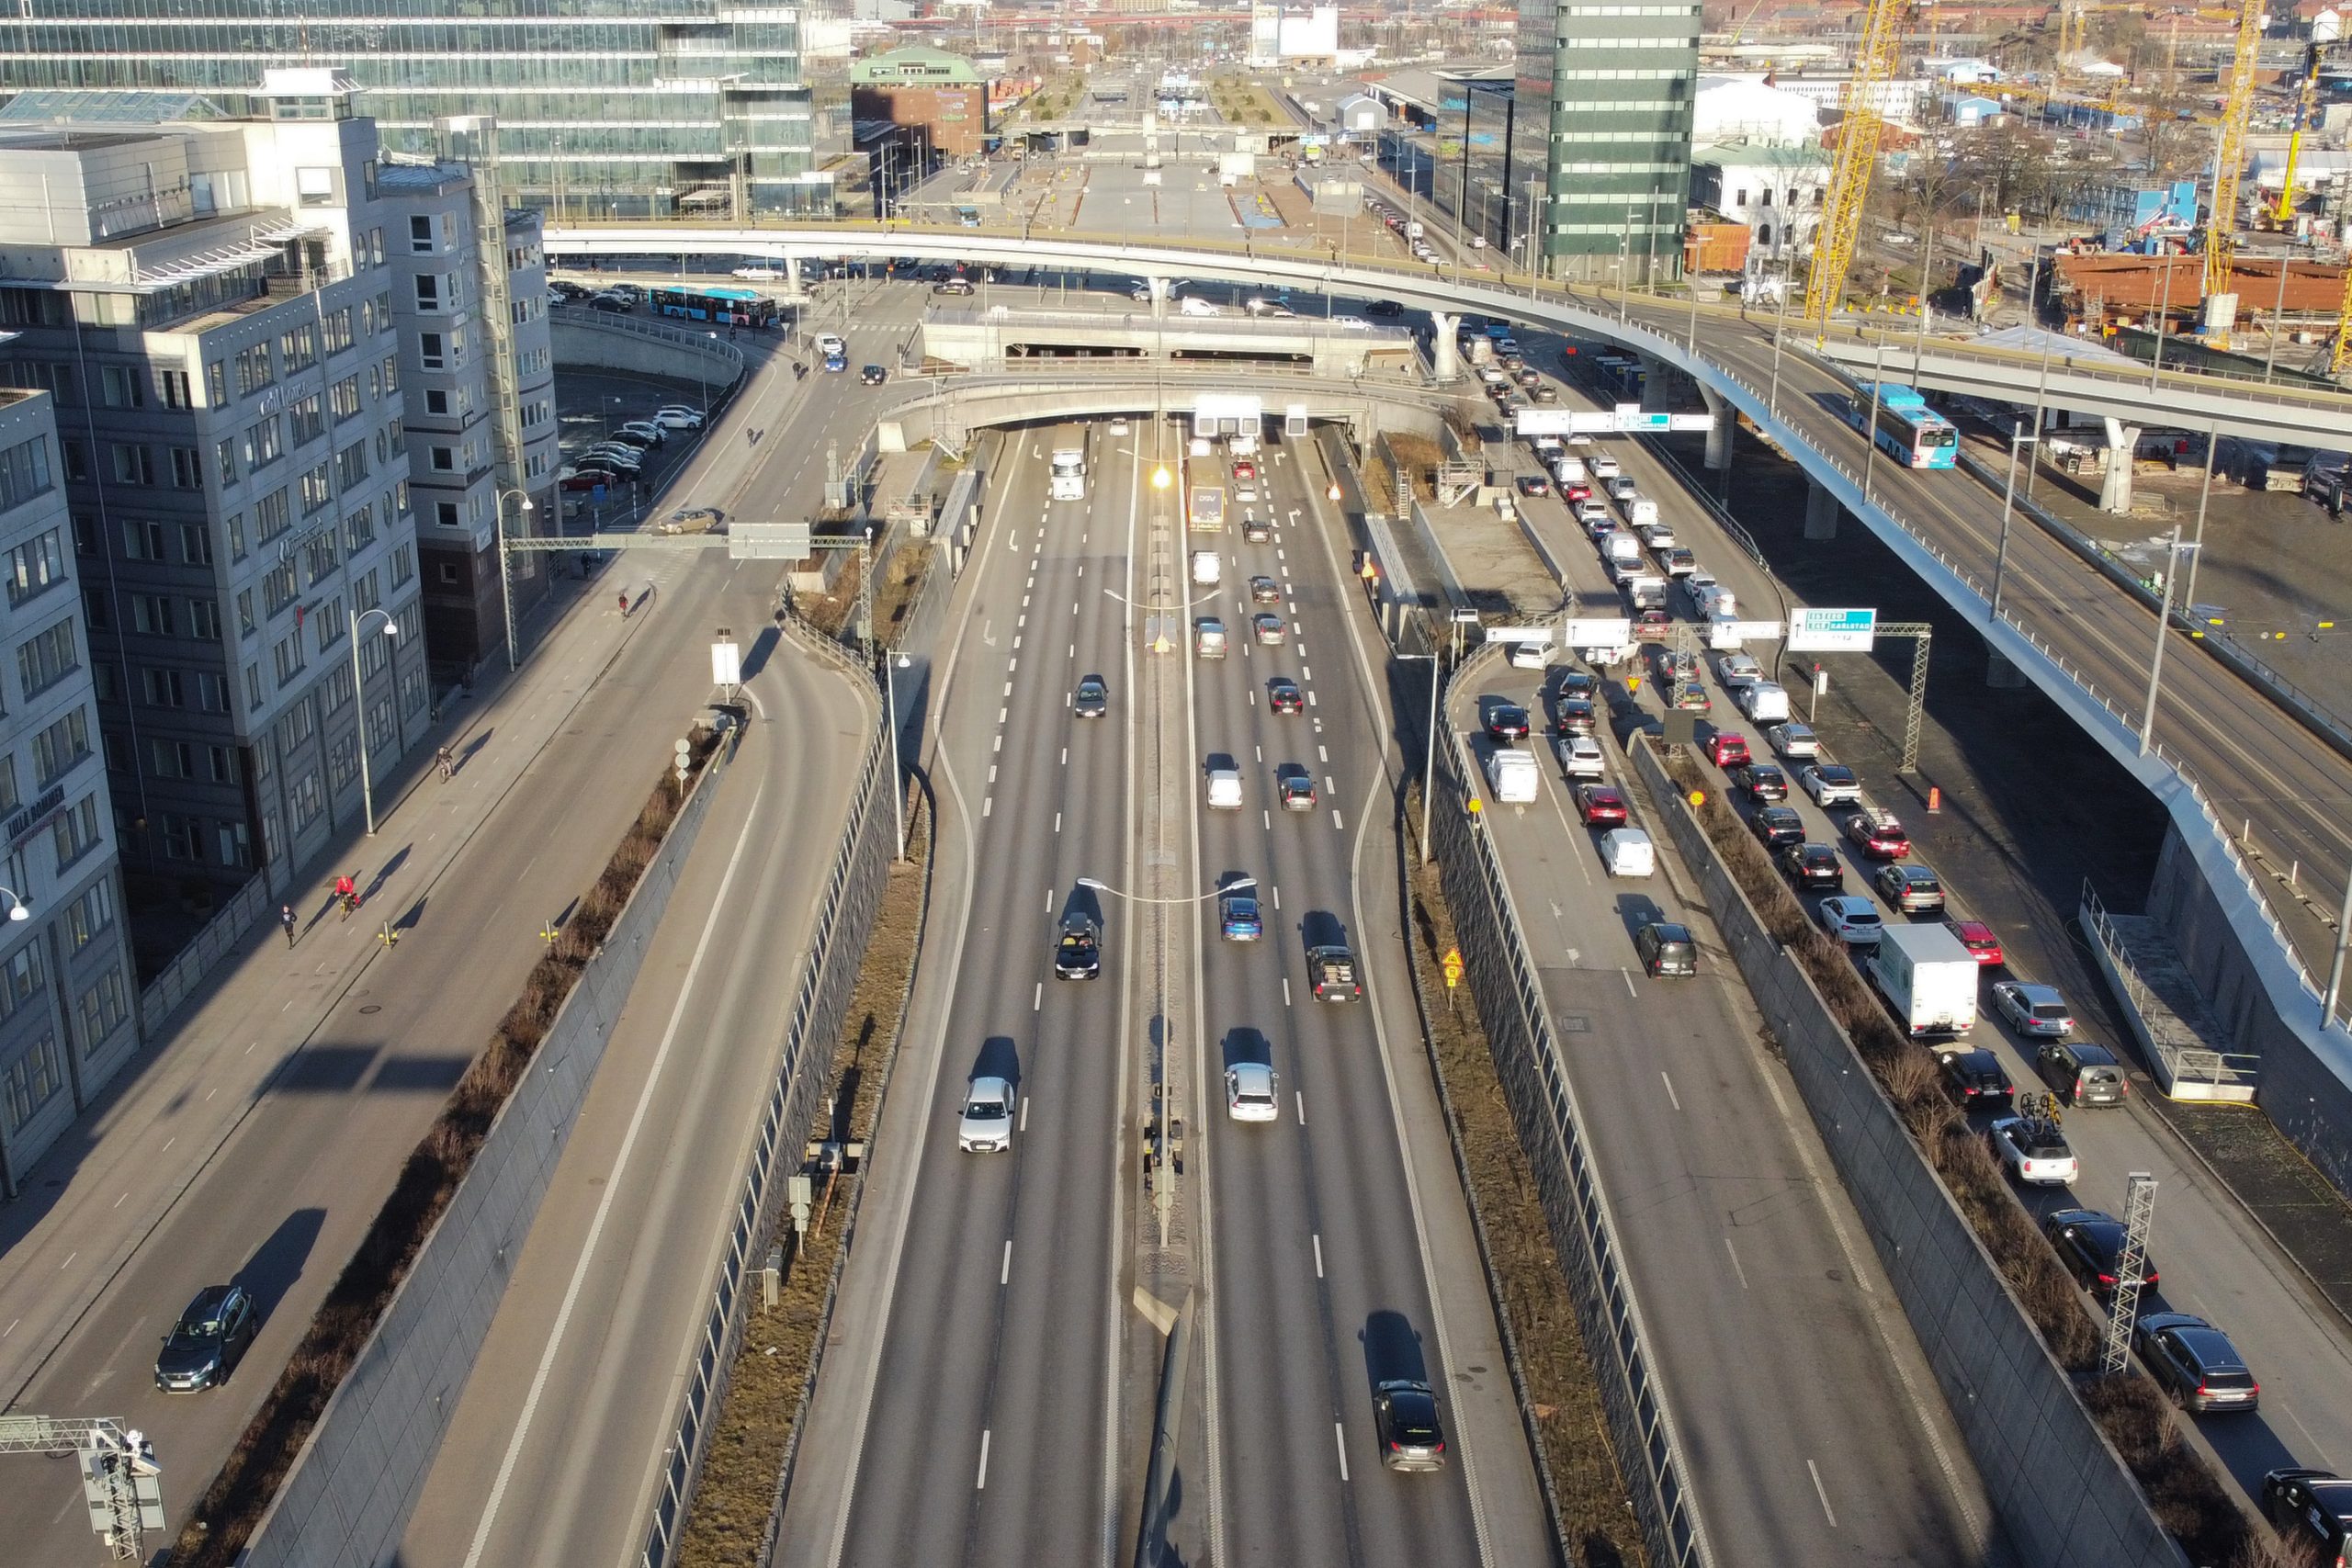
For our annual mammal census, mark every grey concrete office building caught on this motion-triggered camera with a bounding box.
[0,72,430,897]
[0,389,140,1198]
[1513,0,1702,283]
[0,2,832,220]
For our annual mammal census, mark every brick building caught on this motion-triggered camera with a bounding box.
[850,46,990,158]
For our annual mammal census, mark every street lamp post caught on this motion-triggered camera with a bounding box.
[885,652,910,861]
[1990,421,2037,620]
[2137,523,2198,757]
[497,489,534,672]
[350,607,401,836]
[0,887,29,922]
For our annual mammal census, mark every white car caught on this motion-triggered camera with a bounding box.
[1560,735,1604,779]
[651,407,705,431]
[1714,652,1762,688]
[957,1075,1014,1153]
[1800,763,1863,807]
[1110,417,1131,435]
[1641,522,1677,550]
[813,332,846,358]
[1226,1063,1280,1122]
[1506,641,1550,670]
[1987,1115,2078,1187]
[1589,453,1621,478]
[1332,315,1372,331]
[1815,896,1883,945]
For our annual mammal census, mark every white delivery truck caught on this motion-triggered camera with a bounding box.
[1867,923,1981,1037]
[1486,749,1539,803]
[1191,550,1222,586]
[1049,447,1086,501]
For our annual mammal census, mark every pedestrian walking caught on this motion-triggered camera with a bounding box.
[618,591,630,617]
[436,745,456,781]
[281,904,298,947]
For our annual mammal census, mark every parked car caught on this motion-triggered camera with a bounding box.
[2262,1469,2352,1566]
[1736,762,1789,803]
[154,1285,259,1392]
[1372,1379,1448,1471]
[1780,841,1843,890]
[615,421,667,447]
[1576,784,1628,827]
[2134,1312,2259,1413]
[1944,919,2005,967]
[1801,763,1863,807]
[651,406,706,430]
[1268,677,1305,715]
[2042,1208,2159,1301]
[1749,805,1805,849]
[1986,1113,2077,1187]
[1992,981,2075,1039]
[1815,895,1883,945]
[1875,863,1947,913]
[1934,1047,2015,1109]
[2035,1041,2130,1106]
[957,1076,1015,1153]
[1634,920,1698,977]
[1843,808,1910,860]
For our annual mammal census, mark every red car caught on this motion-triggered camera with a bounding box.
[1946,919,2005,966]
[1564,482,1592,502]
[1844,810,1911,860]
[1233,459,1258,482]
[1705,732,1750,769]
[1577,784,1628,827]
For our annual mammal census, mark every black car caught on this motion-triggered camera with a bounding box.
[1553,696,1597,737]
[1484,704,1531,742]
[2134,1312,2258,1412]
[2041,1208,2159,1302]
[1268,677,1305,715]
[1364,299,1404,318]
[1780,841,1842,890]
[588,294,632,313]
[155,1283,259,1392]
[1634,921,1697,977]
[1749,805,1805,850]
[1054,912,1102,980]
[1073,675,1109,717]
[1934,1047,2015,1110]
[1556,671,1596,702]
[1372,1379,1448,1471]
[860,365,888,386]
[1735,762,1788,803]
[2264,1469,2352,1568]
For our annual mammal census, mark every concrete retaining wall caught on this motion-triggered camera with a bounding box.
[242,740,735,1568]
[1628,738,2188,1568]
[549,310,749,390]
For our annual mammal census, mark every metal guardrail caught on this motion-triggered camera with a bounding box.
[1432,642,1715,1568]
[637,675,890,1568]
[549,304,752,374]
[137,874,270,1038]
[2080,881,2263,1098]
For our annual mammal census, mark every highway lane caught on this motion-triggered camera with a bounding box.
[1193,440,1487,1568]
[1447,658,1996,1564]
[0,346,836,1563]
[831,423,1137,1568]
[1511,362,2352,1511]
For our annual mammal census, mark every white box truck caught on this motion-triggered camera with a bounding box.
[1191,550,1222,586]
[1049,447,1086,501]
[1867,924,1981,1037]
[1486,749,1539,803]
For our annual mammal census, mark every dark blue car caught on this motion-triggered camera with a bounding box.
[1219,891,1262,942]
[823,351,847,373]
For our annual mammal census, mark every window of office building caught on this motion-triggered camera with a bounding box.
[1,1031,63,1133]
[0,942,42,1022]
[6,529,64,606]
[78,965,128,1044]
[17,617,79,699]
[0,434,53,510]
[51,792,99,870]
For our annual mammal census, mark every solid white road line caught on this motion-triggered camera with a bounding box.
[1001,1240,1012,1285]
[1313,1234,1325,1279]
[1660,1071,1681,1111]
[1808,1459,1838,1527]
[458,784,768,1568]
[1295,1091,1306,1126]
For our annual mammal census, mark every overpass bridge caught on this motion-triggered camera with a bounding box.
[544,218,2352,1193]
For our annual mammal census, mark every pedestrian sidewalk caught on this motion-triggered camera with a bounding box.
[0,562,662,1404]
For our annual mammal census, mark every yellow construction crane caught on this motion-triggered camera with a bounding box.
[1804,0,1906,323]
[2202,0,2264,320]
[2274,13,2344,224]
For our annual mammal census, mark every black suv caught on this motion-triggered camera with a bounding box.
[2134,1312,2259,1413]
[2264,1469,2352,1567]
[155,1283,259,1392]
[1749,805,1804,850]
[1735,762,1788,803]
[1373,1378,1448,1471]
[2041,1208,2159,1302]
[1073,675,1109,718]
[1934,1047,2014,1110]
[1634,921,1697,977]
[1779,841,1843,890]
[1054,912,1102,980]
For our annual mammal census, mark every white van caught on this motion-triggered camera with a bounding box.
[1691,580,1737,618]
[1738,681,1790,722]
[1553,456,1588,484]
[1623,497,1660,528]
[1191,550,1222,586]
[1206,767,1243,809]
[1602,534,1643,571]
[1177,295,1223,317]
[1599,828,1655,877]
[1486,749,1539,804]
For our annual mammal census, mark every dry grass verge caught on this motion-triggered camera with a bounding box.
[170,729,724,1568]
[673,787,931,1567]
[1403,781,1646,1568]
[1658,746,2256,1567]
[869,543,931,646]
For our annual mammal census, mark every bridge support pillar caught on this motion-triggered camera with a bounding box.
[1804,478,1840,540]
[1701,387,1733,470]
[2100,416,2140,513]
[1148,276,1170,323]
[1986,648,2030,688]
[1430,312,1462,380]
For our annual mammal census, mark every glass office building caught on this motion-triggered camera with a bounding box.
[1513,0,1702,283]
[0,2,832,219]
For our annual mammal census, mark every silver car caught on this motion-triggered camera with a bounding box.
[957,1075,1014,1153]
[1993,981,2075,1039]
[1226,1063,1279,1122]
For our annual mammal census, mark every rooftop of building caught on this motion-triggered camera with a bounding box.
[0,89,224,126]
[0,128,169,152]
[375,160,469,191]
[850,44,984,84]
[1692,140,1830,167]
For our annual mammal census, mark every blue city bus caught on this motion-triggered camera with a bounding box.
[1848,382,1958,469]
[648,285,778,328]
